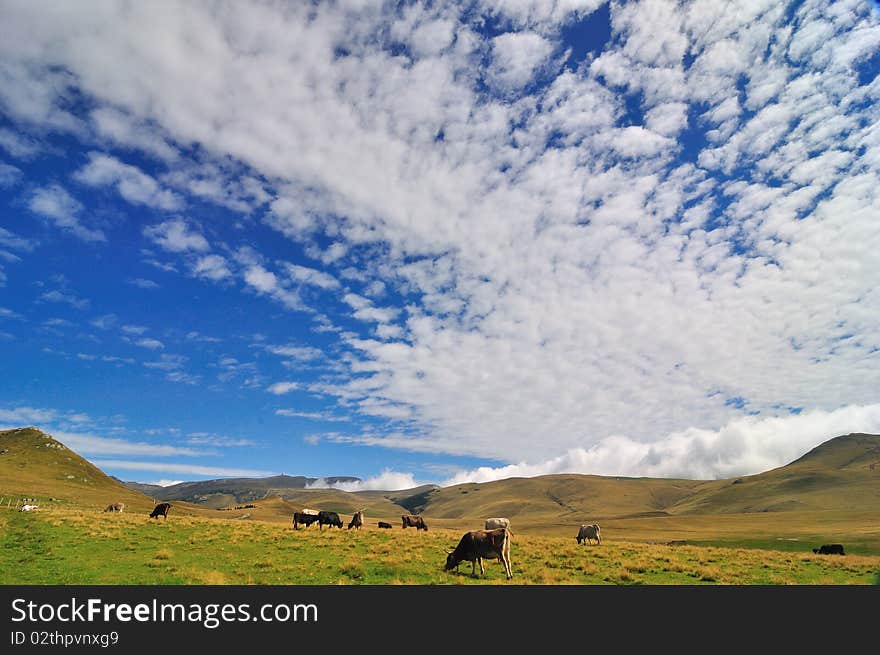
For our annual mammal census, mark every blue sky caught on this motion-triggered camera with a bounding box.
[1,0,880,489]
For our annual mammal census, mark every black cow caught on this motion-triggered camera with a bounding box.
[402,514,428,531]
[813,544,845,555]
[377,521,393,529]
[318,510,343,530]
[149,503,171,519]
[292,512,320,529]
[444,528,513,580]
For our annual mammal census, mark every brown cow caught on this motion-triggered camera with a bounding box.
[104,503,125,513]
[348,510,364,530]
[149,503,171,519]
[401,514,428,531]
[444,528,512,580]
[377,521,393,529]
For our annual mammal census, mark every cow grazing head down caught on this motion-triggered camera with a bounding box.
[401,515,428,531]
[317,510,343,530]
[149,503,171,519]
[348,510,364,530]
[444,528,512,580]
[292,512,320,529]
[813,544,845,555]
[576,524,601,545]
[104,503,125,513]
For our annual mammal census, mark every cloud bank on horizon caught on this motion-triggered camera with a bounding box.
[1,0,879,484]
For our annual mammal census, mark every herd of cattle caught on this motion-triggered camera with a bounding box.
[87,502,852,579]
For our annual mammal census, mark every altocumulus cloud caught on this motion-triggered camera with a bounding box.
[2,1,879,478]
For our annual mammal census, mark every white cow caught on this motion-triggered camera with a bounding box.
[19,504,39,512]
[576,524,601,545]
[485,517,511,531]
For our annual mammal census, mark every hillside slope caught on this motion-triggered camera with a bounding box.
[3,428,878,533]
[669,433,880,515]
[0,427,156,511]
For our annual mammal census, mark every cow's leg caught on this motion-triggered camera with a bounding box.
[479,558,485,576]
[471,559,477,577]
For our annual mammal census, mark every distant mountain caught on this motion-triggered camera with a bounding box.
[111,477,164,497]
[4,427,879,531]
[131,473,362,507]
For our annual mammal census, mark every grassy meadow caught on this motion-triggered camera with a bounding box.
[2,507,878,585]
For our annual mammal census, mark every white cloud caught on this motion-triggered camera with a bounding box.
[442,404,880,483]
[127,278,159,289]
[143,354,186,371]
[275,409,349,422]
[487,31,554,93]
[90,107,179,162]
[191,254,232,281]
[243,264,306,311]
[243,265,277,293]
[143,218,209,253]
[140,479,184,487]
[49,430,206,457]
[90,313,117,330]
[266,381,300,395]
[0,127,42,159]
[0,161,23,187]
[135,337,164,350]
[0,406,58,424]
[73,152,183,210]
[0,307,25,320]
[2,0,879,475]
[265,344,322,361]
[28,185,105,242]
[343,293,399,324]
[39,290,89,310]
[283,263,339,290]
[307,470,420,491]
[89,460,275,477]
[121,324,148,335]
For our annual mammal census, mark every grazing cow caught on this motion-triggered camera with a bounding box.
[485,517,511,531]
[19,504,38,512]
[318,510,343,530]
[402,514,428,531]
[104,503,125,513]
[348,510,364,530]
[576,524,601,545]
[292,512,320,529]
[813,544,845,555]
[377,521,393,529]
[444,528,513,580]
[149,503,172,519]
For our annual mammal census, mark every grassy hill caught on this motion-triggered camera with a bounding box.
[3,426,879,555]
[0,427,237,519]
[664,433,880,515]
[0,426,156,511]
[2,508,878,584]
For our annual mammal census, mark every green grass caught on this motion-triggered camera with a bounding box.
[2,509,878,585]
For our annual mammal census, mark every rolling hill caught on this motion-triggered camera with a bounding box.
[0,427,235,518]
[3,426,879,548]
